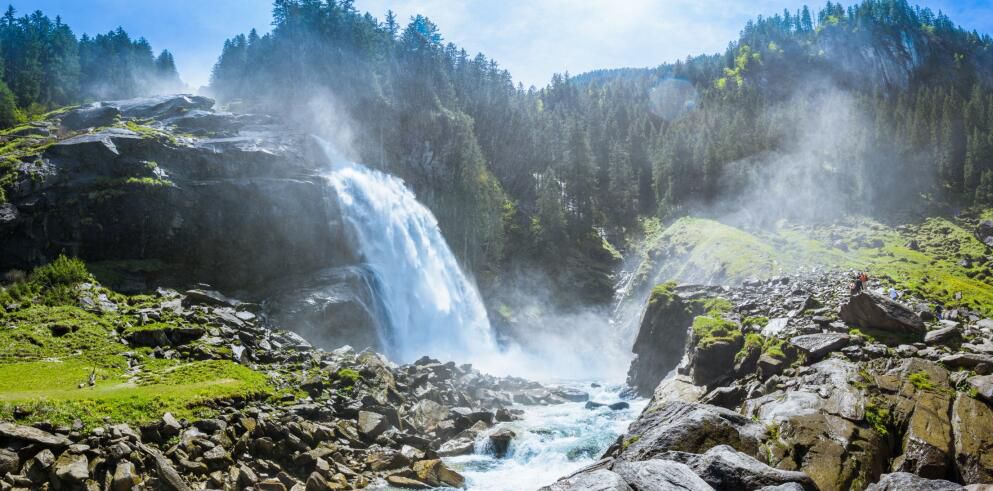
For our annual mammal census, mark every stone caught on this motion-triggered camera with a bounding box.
[924,326,962,346]
[839,293,925,338]
[386,474,431,489]
[965,375,993,404]
[437,436,475,457]
[357,411,390,440]
[892,389,953,479]
[975,220,993,247]
[0,422,71,447]
[615,401,763,462]
[688,336,744,387]
[626,286,698,397]
[658,445,816,490]
[0,448,19,475]
[789,333,849,361]
[865,472,962,491]
[757,355,785,380]
[161,412,182,436]
[553,387,589,402]
[940,353,993,374]
[761,318,791,338]
[60,103,121,130]
[112,460,140,491]
[53,451,89,484]
[951,392,993,484]
[613,459,714,491]
[412,459,465,488]
[608,402,630,410]
[539,468,632,491]
[365,448,409,471]
[488,428,516,458]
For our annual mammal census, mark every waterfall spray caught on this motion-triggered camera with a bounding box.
[316,138,497,363]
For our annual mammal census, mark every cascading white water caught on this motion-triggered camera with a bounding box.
[319,143,497,363]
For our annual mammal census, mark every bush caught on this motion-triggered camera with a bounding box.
[0,81,20,129]
[30,255,90,289]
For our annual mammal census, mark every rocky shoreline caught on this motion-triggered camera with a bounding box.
[545,273,993,490]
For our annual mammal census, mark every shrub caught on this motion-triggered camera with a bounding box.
[30,255,90,289]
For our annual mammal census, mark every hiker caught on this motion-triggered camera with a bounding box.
[850,273,863,295]
[889,287,898,300]
[859,271,869,290]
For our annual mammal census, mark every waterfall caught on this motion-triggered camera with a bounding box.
[317,142,497,363]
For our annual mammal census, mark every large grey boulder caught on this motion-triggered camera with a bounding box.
[789,333,850,362]
[613,459,714,491]
[0,422,70,447]
[658,445,816,490]
[614,401,764,462]
[839,293,925,339]
[866,472,962,491]
[60,103,121,130]
[539,468,632,491]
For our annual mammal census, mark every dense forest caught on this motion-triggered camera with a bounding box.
[206,0,993,301]
[0,6,183,127]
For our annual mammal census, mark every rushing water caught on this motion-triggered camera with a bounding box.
[442,383,645,490]
[318,143,497,363]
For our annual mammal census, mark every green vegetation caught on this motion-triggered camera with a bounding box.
[736,333,765,363]
[692,315,742,348]
[649,281,679,305]
[621,435,640,450]
[763,338,788,360]
[0,257,274,429]
[864,400,892,436]
[908,371,936,391]
[742,316,769,329]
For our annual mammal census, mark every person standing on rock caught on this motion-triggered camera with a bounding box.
[850,272,863,295]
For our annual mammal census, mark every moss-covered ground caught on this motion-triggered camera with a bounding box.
[644,213,993,315]
[0,257,273,429]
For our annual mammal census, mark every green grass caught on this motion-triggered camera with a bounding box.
[864,400,891,436]
[742,316,769,329]
[644,215,993,315]
[763,338,787,360]
[908,371,935,391]
[0,257,275,429]
[736,332,765,363]
[692,315,742,348]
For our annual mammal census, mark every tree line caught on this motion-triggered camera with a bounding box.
[203,0,993,296]
[0,6,183,127]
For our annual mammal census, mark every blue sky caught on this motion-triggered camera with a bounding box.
[14,0,993,90]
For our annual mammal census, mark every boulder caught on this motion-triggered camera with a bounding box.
[488,428,516,458]
[0,448,18,475]
[357,411,390,440]
[761,318,791,338]
[839,293,925,339]
[975,220,993,248]
[892,388,953,479]
[52,451,89,484]
[60,103,121,130]
[614,401,764,462]
[940,353,993,374]
[658,445,816,490]
[789,333,850,362]
[0,422,70,447]
[965,375,993,404]
[410,399,448,432]
[924,326,962,347]
[951,392,993,484]
[688,335,744,387]
[412,459,465,488]
[539,468,632,491]
[626,285,698,397]
[553,387,589,402]
[612,459,714,491]
[865,472,962,491]
[112,460,140,491]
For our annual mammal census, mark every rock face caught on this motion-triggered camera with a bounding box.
[839,293,925,339]
[0,95,355,294]
[626,285,699,397]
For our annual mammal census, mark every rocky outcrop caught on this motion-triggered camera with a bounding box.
[839,293,926,339]
[1,95,355,294]
[626,284,699,397]
[610,273,993,491]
